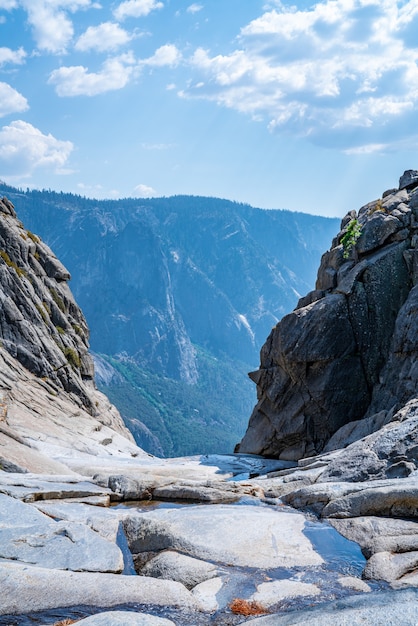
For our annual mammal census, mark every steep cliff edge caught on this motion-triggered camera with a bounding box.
[0,196,142,473]
[237,170,418,460]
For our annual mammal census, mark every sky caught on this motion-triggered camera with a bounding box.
[2,0,418,217]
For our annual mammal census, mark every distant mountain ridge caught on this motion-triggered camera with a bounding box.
[1,183,340,456]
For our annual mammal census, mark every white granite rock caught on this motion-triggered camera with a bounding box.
[123,504,323,569]
[250,579,320,608]
[140,550,218,589]
[0,561,201,615]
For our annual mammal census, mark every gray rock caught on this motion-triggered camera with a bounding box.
[250,579,320,608]
[321,480,418,518]
[0,493,123,573]
[329,516,418,559]
[321,399,418,482]
[363,550,418,583]
[244,589,418,625]
[356,212,402,254]
[0,561,200,615]
[337,576,371,592]
[191,577,224,612]
[123,505,323,568]
[140,550,218,588]
[72,612,175,626]
[399,169,418,189]
[237,233,410,459]
[0,473,112,502]
[237,170,418,461]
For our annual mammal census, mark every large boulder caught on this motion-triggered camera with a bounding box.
[237,171,418,459]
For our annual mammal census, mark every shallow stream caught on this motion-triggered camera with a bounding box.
[0,496,388,626]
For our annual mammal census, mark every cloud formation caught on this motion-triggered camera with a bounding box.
[187,3,203,13]
[20,0,92,53]
[48,52,136,96]
[184,0,418,152]
[134,183,157,197]
[143,44,181,67]
[0,47,26,66]
[0,120,73,177]
[113,0,163,21]
[75,22,132,52]
[0,83,28,117]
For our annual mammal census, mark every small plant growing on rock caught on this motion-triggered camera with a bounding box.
[49,287,66,313]
[63,347,81,369]
[26,230,40,244]
[341,218,362,259]
[0,249,26,277]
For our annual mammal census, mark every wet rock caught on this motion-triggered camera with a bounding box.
[250,579,320,608]
[0,561,200,615]
[244,589,418,625]
[337,576,371,592]
[191,577,224,612]
[123,505,323,569]
[140,550,218,589]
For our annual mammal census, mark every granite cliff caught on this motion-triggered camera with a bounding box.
[237,170,418,461]
[0,195,142,473]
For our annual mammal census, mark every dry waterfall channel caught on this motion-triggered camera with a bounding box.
[0,454,377,626]
[2,171,418,624]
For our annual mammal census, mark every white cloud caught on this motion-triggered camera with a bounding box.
[0,0,18,8]
[0,47,26,66]
[20,0,92,53]
[187,3,203,13]
[183,0,418,151]
[143,44,181,67]
[134,183,157,197]
[48,52,136,96]
[0,82,28,117]
[113,0,163,21]
[0,120,73,177]
[75,22,132,52]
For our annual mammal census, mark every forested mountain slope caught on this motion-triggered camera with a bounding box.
[1,184,339,455]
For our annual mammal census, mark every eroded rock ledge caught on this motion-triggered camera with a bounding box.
[236,170,418,460]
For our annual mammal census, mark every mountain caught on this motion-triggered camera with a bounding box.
[0,195,143,474]
[0,183,339,456]
[237,170,418,461]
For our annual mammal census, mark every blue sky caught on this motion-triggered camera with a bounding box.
[1,0,418,217]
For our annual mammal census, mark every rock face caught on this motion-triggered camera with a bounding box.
[0,196,95,410]
[0,196,144,473]
[237,171,418,460]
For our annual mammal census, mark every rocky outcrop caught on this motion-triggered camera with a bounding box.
[0,196,95,410]
[237,171,418,460]
[0,196,144,473]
